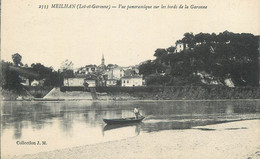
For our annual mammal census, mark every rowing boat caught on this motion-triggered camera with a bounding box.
[103,116,145,124]
[103,122,142,132]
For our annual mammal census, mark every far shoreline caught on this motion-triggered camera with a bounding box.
[1,98,260,102]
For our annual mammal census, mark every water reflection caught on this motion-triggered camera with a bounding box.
[1,100,260,156]
[13,122,23,139]
[1,100,260,139]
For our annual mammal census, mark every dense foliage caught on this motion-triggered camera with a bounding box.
[1,53,61,92]
[0,61,22,90]
[12,53,23,66]
[31,63,61,87]
[139,31,259,87]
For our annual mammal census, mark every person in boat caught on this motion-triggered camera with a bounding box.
[134,107,140,119]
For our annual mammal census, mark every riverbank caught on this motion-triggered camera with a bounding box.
[11,119,260,159]
[96,86,260,100]
[47,86,260,100]
[1,86,260,101]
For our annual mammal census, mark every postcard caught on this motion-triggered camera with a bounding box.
[1,0,260,158]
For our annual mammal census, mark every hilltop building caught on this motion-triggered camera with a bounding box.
[175,42,188,53]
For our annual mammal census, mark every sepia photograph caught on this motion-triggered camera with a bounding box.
[1,0,260,158]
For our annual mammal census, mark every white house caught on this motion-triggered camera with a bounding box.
[63,75,96,87]
[121,75,143,87]
[106,79,118,87]
[20,76,30,86]
[31,79,45,86]
[175,43,188,53]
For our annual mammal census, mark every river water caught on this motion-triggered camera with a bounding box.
[1,100,260,157]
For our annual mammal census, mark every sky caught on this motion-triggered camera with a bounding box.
[1,0,260,70]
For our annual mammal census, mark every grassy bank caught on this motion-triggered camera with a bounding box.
[1,86,259,101]
[96,86,260,100]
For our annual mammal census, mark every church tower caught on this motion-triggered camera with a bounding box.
[101,54,105,66]
[99,54,106,70]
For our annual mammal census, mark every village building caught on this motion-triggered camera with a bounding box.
[104,65,124,86]
[31,79,45,86]
[106,66,125,80]
[106,79,118,87]
[106,64,118,71]
[121,75,144,87]
[85,65,98,74]
[67,54,145,87]
[77,65,98,74]
[105,66,140,87]
[123,67,139,76]
[20,76,30,86]
[63,74,96,87]
[175,42,189,53]
[75,55,107,75]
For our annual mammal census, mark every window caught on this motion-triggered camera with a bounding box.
[127,80,129,83]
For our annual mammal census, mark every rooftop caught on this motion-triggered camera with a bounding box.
[121,75,143,79]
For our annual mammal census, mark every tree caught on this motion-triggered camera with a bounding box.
[139,60,157,77]
[167,46,176,54]
[12,53,23,66]
[154,48,169,68]
[191,31,259,86]
[154,49,167,58]
[1,61,22,90]
[31,63,60,87]
[182,32,195,48]
[145,74,171,86]
[138,31,259,87]
[60,59,74,71]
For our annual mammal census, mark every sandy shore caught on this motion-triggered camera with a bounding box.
[11,120,260,159]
